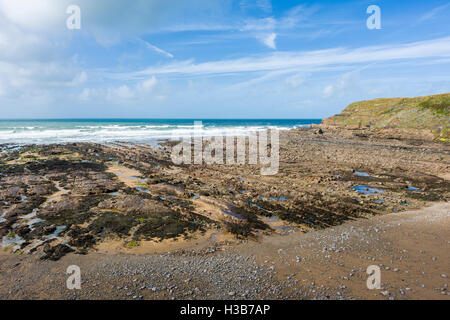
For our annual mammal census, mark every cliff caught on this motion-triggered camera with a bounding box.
[322,93,450,139]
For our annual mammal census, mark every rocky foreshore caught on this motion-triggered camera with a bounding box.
[0,126,449,299]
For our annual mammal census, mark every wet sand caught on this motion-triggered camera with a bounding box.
[0,202,448,300]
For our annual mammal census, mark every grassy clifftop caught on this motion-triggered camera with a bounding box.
[322,93,450,139]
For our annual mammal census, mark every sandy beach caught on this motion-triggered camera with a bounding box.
[0,126,449,299]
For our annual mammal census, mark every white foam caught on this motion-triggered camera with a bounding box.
[0,123,307,145]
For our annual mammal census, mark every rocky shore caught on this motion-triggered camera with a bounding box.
[0,125,449,299]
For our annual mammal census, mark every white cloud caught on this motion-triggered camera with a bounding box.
[285,74,305,88]
[225,70,288,91]
[0,0,65,31]
[0,0,232,46]
[322,85,334,98]
[256,0,272,13]
[322,68,364,99]
[240,18,277,50]
[140,40,174,58]
[128,37,450,78]
[81,0,230,44]
[139,77,158,91]
[79,88,90,101]
[112,85,134,99]
[239,0,272,14]
[71,71,88,86]
[241,18,276,31]
[260,33,277,49]
[0,20,51,61]
[0,59,83,100]
[100,77,159,101]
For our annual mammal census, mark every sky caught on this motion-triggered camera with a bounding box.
[0,0,449,119]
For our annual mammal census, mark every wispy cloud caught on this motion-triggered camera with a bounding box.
[278,5,316,29]
[256,0,272,13]
[419,3,450,22]
[240,17,276,31]
[239,0,272,14]
[139,39,174,58]
[124,37,450,78]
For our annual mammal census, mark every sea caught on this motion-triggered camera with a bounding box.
[0,119,321,146]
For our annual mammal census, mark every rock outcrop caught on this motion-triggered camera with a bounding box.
[321,93,450,139]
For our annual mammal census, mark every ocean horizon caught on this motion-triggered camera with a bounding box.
[0,119,322,145]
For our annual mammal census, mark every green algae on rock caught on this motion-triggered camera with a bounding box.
[322,93,450,139]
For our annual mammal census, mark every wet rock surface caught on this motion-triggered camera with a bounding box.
[41,243,75,261]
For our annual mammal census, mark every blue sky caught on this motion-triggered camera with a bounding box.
[0,0,449,119]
